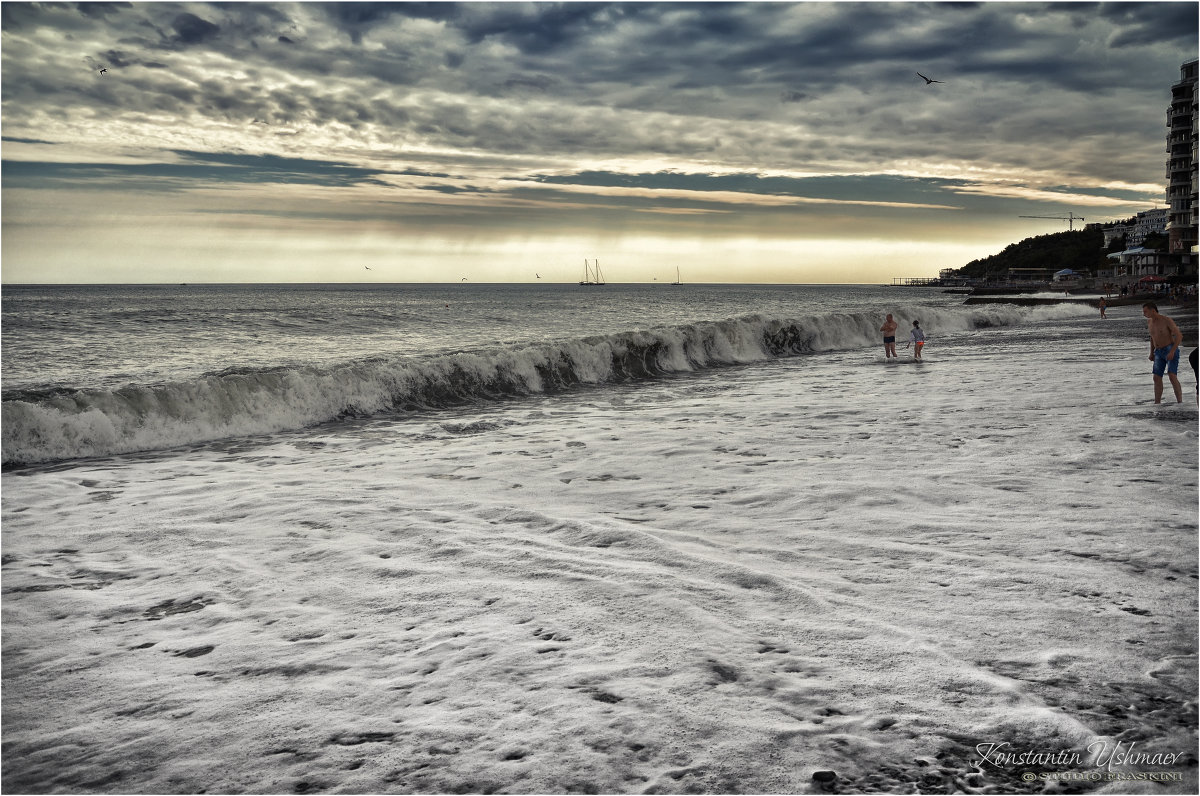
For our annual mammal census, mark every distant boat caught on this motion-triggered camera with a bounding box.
[579,258,605,286]
[670,266,682,285]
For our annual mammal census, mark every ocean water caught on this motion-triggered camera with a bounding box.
[3,283,1022,466]
[2,283,1196,794]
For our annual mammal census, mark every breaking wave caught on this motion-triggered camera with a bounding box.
[1,304,1089,466]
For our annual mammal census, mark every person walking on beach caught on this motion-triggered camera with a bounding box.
[880,314,899,359]
[1098,297,1107,319]
[1142,302,1183,404]
[905,320,926,361]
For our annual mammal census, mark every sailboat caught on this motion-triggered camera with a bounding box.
[579,258,605,286]
[670,266,682,285]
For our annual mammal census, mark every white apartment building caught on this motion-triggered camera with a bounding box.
[1131,207,1168,247]
[1100,208,1166,249]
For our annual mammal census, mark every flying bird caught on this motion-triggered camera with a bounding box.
[98,67,107,75]
[916,72,943,85]
[535,273,541,279]
[364,266,371,270]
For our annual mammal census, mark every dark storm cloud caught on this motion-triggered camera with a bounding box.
[0,1,1194,219]
[2,136,59,146]
[321,2,408,44]
[76,2,133,21]
[172,150,393,184]
[2,1,110,32]
[1099,2,1199,47]
[450,2,629,53]
[417,183,496,194]
[99,49,168,69]
[1,151,394,190]
[532,171,972,205]
[318,2,639,51]
[171,12,220,45]
[2,3,1186,115]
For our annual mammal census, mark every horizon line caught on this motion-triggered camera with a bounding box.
[1,280,896,288]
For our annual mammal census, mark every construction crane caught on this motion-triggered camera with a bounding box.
[1019,211,1085,230]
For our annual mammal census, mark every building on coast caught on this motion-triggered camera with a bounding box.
[1133,208,1169,248]
[1165,58,1197,273]
[923,60,1197,289]
[1101,59,1198,283]
[1100,223,1128,249]
[1099,208,1168,250]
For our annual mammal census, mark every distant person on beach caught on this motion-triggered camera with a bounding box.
[1098,297,1107,319]
[905,320,926,361]
[1142,302,1183,404]
[880,314,899,358]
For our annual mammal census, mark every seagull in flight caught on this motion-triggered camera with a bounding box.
[916,72,943,85]
[98,67,107,75]
[364,266,371,270]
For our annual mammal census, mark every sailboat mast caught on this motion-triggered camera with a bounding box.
[579,258,606,285]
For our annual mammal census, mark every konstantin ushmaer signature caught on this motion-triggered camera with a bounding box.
[974,741,1186,771]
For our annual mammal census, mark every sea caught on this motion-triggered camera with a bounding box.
[2,283,1196,794]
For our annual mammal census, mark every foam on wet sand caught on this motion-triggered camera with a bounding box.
[2,306,1197,794]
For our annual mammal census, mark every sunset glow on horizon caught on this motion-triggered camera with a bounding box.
[2,2,1196,284]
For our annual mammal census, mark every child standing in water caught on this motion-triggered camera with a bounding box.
[905,320,926,360]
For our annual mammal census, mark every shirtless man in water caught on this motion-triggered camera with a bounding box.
[1143,302,1183,403]
[880,314,899,359]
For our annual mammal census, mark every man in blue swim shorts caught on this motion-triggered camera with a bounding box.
[1142,302,1183,403]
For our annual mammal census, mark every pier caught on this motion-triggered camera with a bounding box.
[891,277,943,286]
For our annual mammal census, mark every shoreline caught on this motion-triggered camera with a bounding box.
[1172,307,1198,346]
[963,293,1185,308]
[963,296,1197,346]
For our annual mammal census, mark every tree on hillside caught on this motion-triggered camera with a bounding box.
[953,228,1107,280]
[1141,232,1168,251]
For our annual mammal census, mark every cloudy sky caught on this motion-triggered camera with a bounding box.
[2,2,1196,284]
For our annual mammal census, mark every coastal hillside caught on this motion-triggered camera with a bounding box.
[954,228,1110,279]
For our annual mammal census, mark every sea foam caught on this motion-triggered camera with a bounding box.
[0,304,1089,466]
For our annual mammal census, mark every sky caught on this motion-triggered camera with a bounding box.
[1,2,1197,285]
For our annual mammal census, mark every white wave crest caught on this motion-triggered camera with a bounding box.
[1,306,1049,466]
